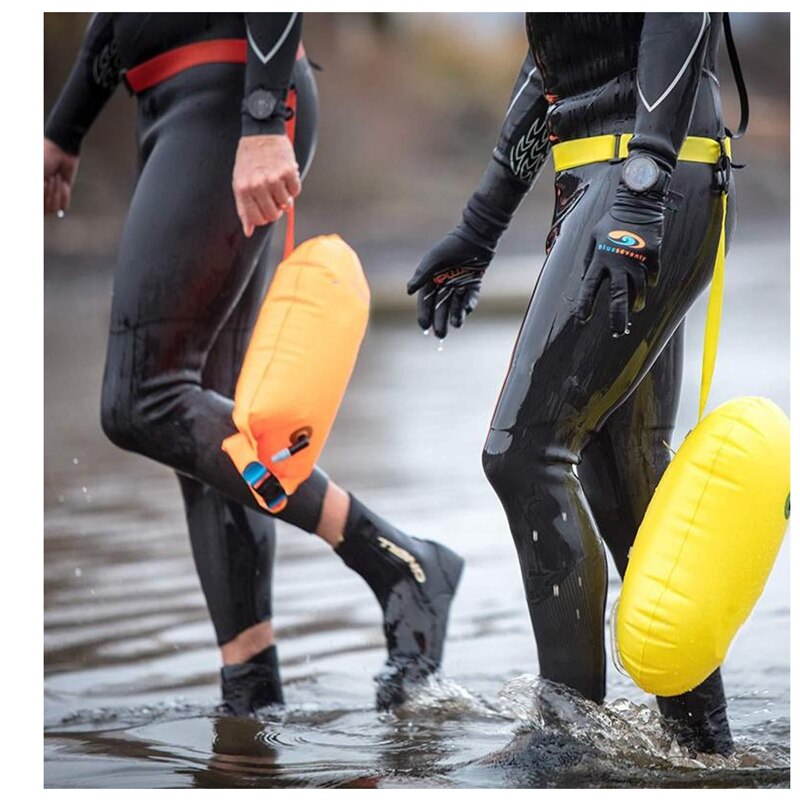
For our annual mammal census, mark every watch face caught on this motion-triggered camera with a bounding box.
[623,156,659,192]
[248,91,276,120]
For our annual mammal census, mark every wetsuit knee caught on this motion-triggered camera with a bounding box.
[100,383,151,456]
[100,369,200,463]
[100,380,138,453]
[483,428,530,498]
[482,436,520,511]
[482,427,578,511]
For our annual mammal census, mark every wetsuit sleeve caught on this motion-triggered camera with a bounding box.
[243,12,303,137]
[44,13,120,156]
[461,53,551,249]
[629,12,712,171]
[492,53,552,188]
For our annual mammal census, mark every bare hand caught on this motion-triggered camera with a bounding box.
[44,138,79,215]
[232,134,301,237]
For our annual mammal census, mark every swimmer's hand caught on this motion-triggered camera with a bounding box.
[44,137,79,216]
[407,233,493,339]
[575,187,666,337]
[233,134,301,237]
[408,158,529,339]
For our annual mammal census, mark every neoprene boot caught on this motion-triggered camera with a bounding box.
[335,494,465,709]
[657,669,734,756]
[220,644,284,715]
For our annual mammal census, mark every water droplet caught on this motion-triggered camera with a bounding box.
[57,209,65,219]
[72,458,79,465]
[423,328,430,336]
[74,567,82,577]
[553,584,560,597]
[437,339,444,352]
[575,608,580,619]
[578,576,582,587]
[81,486,88,493]
[532,530,538,542]
[561,511,567,521]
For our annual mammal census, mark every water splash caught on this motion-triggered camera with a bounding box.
[494,674,789,773]
[388,674,505,721]
[54,699,213,730]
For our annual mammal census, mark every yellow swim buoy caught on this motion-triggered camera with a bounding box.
[222,235,370,513]
[616,396,790,696]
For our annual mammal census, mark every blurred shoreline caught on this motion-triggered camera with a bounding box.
[44,12,789,261]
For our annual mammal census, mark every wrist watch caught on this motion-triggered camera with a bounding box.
[621,154,670,194]
[242,89,279,121]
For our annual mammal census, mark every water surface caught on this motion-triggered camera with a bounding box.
[44,241,790,788]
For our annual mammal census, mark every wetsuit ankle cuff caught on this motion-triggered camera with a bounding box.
[247,643,279,667]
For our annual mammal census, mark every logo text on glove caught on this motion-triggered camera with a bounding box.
[608,230,645,248]
[433,268,474,285]
[598,230,647,262]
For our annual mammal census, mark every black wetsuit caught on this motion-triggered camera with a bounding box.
[45,13,327,648]
[483,12,735,753]
[409,12,735,753]
[46,13,466,713]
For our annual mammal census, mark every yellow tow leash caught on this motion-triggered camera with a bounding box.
[698,191,727,421]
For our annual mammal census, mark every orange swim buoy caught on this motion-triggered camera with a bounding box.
[222,235,370,512]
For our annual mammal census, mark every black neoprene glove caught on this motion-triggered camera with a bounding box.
[406,233,493,338]
[407,158,528,339]
[576,180,668,337]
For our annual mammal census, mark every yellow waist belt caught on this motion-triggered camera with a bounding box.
[551,133,731,173]
[551,133,732,423]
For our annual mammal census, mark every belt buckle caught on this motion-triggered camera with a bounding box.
[609,134,624,165]
[714,139,731,194]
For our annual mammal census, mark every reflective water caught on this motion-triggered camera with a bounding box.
[44,240,790,788]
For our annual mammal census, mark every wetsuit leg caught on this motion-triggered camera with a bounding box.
[100,60,326,532]
[177,243,278,648]
[578,323,684,578]
[178,53,318,639]
[580,322,732,754]
[482,159,728,705]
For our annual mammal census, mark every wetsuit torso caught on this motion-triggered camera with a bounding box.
[45,12,303,154]
[525,12,724,143]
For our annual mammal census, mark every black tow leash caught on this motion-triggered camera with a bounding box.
[722,12,749,140]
